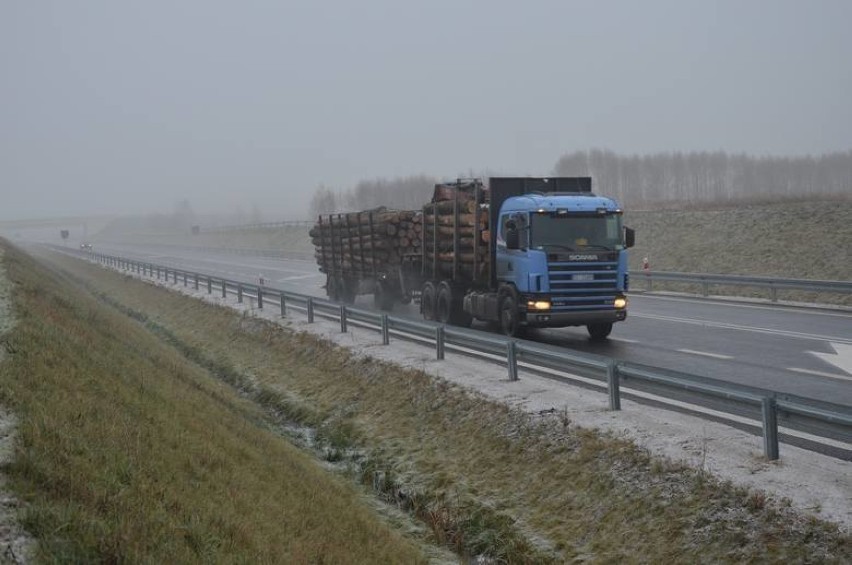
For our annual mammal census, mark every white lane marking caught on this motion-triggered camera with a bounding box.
[610,337,640,344]
[632,312,852,345]
[676,348,734,360]
[808,342,852,376]
[633,293,852,319]
[787,367,852,382]
[277,274,323,282]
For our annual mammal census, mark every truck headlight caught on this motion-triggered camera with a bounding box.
[527,300,551,311]
[614,296,628,309]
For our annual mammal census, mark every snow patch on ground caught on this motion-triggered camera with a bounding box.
[0,248,36,563]
[100,260,852,530]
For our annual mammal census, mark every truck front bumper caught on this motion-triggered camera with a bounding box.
[522,309,627,328]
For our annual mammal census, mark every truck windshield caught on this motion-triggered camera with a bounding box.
[530,213,624,251]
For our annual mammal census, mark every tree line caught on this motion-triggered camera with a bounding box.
[553,149,852,207]
[310,150,851,216]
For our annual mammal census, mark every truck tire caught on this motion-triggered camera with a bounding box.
[499,294,520,337]
[373,281,395,312]
[340,278,357,305]
[326,276,340,301]
[587,322,613,341]
[421,281,437,321]
[436,283,453,325]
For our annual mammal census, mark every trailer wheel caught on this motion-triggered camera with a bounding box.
[374,281,395,312]
[421,282,437,321]
[436,282,453,324]
[499,294,520,337]
[587,322,613,341]
[340,278,357,305]
[326,276,340,301]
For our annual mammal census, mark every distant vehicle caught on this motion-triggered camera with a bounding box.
[80,243,93,250]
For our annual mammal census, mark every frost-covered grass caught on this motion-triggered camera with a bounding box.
[0,243,427,563]
[31,247,852,563]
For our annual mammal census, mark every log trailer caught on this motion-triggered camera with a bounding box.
[312,177,635,339]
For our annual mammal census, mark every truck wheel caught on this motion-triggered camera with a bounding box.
[499,294,520,337]
[421,282,437,321]
[340,278,357,305]
[436,282,453,324]
[373,281,395,312]
[449,289,472,327]
[587,322,613,341]
[326,276,340,301]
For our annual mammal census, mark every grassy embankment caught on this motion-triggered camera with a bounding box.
[0,242,429,563]
[624,200,852,305]
[2,243,849,562]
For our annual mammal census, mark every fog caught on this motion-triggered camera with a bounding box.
[2,0,851,222]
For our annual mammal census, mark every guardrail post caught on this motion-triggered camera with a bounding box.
[257,288,263,309]
[194,274,199,290]
[702,279,709,297]
[607,362,621,410]
[156,267,161,280]
[280,294,287,317]
[646,274,652,291]
[207,277,212,294]
[340,304,347,332]
[507,341,518,381]
[307,297,314,323]
[761,397,779,461]
[770,285,778,303]
[173,271,177,284]
[221,280,227,298]
[381,314,389,345]
[436,326,445,360]
[237,284,243,303]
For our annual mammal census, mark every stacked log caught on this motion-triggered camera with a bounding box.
[422,181,490,282]
[310,207,422,276]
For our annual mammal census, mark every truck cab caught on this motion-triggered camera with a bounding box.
[495,190,633,339]
[460,176,631,340]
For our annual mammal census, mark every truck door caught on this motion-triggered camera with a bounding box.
[496,212,528,290]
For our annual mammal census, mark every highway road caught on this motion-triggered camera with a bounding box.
[87,243,852,407]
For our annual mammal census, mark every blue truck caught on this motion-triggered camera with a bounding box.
[416,177,634,339]
[313,176,634,340]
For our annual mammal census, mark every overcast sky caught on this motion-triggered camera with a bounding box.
[2,0,850,221]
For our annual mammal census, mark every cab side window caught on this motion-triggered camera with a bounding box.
[500,214,514,244]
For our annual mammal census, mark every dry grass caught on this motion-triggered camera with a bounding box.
[0,243,427,563]
[27,246,852,563]
[625,200,852,305]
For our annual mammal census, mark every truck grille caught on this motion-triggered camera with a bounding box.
[547,260,619,312]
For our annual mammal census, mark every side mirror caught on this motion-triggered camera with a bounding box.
[625,227,635,249]
[506,227,520,250]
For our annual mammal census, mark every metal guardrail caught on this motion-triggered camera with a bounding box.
[639,270,852,302]
[200,220,313,234]
[93,243,851,304]
[80,249,852,461]
[99,243,315,261]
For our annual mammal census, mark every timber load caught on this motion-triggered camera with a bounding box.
[311,207,422,276]
[422,179,490,282]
